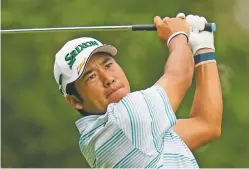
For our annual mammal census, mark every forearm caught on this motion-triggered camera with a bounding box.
[173,50,223,150]
[154,16,193,112]
[163,35,194,110]
[166,35,194,79]
[190,49,223,135]
[172,15,222,150]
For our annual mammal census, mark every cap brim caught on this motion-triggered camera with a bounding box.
[90,45,117,57]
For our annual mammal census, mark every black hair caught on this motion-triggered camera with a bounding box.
[66,82,87,116]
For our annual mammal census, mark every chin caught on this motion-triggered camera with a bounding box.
[107,87,128,103]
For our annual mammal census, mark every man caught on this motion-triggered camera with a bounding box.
[53,14,223,168]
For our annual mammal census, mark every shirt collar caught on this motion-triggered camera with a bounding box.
[75,104,115,134]
[75,115,100,134]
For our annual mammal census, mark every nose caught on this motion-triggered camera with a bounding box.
[102,73,115,87]
[105,78,115,87]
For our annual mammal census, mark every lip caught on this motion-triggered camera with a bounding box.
[106,86,123,98]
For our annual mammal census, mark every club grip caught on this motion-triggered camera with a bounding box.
[132,25,156,31]
[203,23,216,32]
[132,23,216,32]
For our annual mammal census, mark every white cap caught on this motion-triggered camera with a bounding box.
[53,37,117,96]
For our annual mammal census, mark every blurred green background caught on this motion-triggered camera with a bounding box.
[1,0,249,168]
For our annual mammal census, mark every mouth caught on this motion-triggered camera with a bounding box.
[106,86,123,98]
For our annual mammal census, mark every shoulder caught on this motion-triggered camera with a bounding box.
[110,85,172,121]
[114,85,170,110]
[118,85,166,104]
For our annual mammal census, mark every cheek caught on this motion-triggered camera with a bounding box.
[80,81,106,102]
[117,68,129,87]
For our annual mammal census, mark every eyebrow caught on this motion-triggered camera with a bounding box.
[101,57,111,65]
[81,57,111,80]
[82,69,93,80]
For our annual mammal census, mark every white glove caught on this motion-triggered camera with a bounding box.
[186,15,215,54]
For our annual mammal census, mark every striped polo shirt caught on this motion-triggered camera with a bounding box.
[75,85,199,168]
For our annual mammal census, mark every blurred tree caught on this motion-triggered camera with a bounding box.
[1,0,249,167]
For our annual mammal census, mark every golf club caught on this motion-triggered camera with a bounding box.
[0,23,216,34]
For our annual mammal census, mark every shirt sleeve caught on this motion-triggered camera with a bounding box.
[112,85,177,154]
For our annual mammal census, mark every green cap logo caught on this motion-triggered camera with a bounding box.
[65,41,99,69]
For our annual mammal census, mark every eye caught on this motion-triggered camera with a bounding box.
[105,63,112,69]
[86,74,96,81]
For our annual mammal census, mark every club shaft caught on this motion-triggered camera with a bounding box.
[1,23,216,34]
[1,25,134,34]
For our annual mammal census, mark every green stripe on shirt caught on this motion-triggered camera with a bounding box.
[96,129,123,155]
[113,148,139,168]
[141,91,161,153]
[121,99,136,144]
[79,123,105,145]
[145,151,162,168]
[156,87,176,126]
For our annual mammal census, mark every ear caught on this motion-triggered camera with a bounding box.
[65,95,84,110]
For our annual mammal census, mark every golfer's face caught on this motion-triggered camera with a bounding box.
[74,53,130,114]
